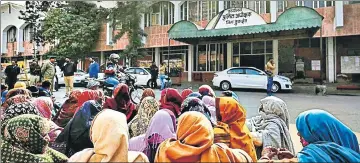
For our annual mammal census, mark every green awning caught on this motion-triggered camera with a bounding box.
[168,6,323,44]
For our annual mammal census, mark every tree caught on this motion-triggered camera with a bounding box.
[42,2,108,58]
[109,2,150,65]
[18,1,62,56]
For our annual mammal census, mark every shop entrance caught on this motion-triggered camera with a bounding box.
[240,55,265,71]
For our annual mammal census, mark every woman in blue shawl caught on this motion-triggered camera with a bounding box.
[260,109,360,162]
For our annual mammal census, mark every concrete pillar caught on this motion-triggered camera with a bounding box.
[39,55,43,65]
[100,51,105,65]
[326,37,335,83]
[227,43,232,68]
[140,14,146,44]
[218,1,224,12]
[16,28,21,54]
[155,47,160,67]
[273,40,279,75]
[188,45,193,82]
[173,1,181,22]
[270,1,277,23]
[334,1,344,28]
[18,27,24,52]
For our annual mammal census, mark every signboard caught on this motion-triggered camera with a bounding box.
[311,60,321,71]
[214,8,267,29]
[341,56,360,73]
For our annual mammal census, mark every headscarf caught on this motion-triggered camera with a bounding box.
[1,90,8,104]
[141,88,155,102]
[86,80,100,90]
[155,111,253,162]
[159,88,183,117]
[215,97,257,161]
[222,90,240,103]
[246,96,294,157]
[129,110,176,163]
[202,95,217,124]
[14,82,27,89]
[1,114,68,163]
[187,92,202,99]
[129,97,159,138]
[55,100,102,157]
[1,94,31,110]
[181,97,214,126]
[103,83,136,122]
[53,89,103,127]
[5,88,31,100]
[68,109,149,162]
[296,109,360,162]
[180,88,193,100]
[199,84,216,97]
[32,97,54,119]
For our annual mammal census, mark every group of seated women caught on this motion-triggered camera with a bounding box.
[1,83,359,162]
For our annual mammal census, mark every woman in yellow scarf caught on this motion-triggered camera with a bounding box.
[155,111,253,162]
[68,109,149,162]
[214,97,257,161]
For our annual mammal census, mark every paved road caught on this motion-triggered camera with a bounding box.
[54,87,360,132]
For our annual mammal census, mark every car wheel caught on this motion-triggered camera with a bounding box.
[147,80,151,88]
[220,81,231,91]
[272,82,281,93]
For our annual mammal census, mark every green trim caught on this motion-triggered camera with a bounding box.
[168,6,323,42]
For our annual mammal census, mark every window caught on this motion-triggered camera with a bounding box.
[246,68,260,75]
[195,44,225,71]
[144,2,174,26]
[180,1,219,21]
[224,1,270,14]
[7,26,17,42]
[228,68,244,74]
[277,1,288,12]
[126,68,136,74]
[160,46,188,72]
[232,41,273,69]
[253,41,265,54]
[23,25,33,42]
[240,42,251,54]
[297,1,335,8]
[135,68,147,75]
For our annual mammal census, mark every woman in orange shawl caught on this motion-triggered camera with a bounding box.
[68,109,149,162]
[215,97,257,161]
[155,111,253,162]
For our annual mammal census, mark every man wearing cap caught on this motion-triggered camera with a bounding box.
[41,57,56,92]
[29,59,41,86]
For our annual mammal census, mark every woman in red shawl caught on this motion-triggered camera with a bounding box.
[53,89,103,127]
[181,88,193,100]
[159,88,183,118]
[103,83,137,123]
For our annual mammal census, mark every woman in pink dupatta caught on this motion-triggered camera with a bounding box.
[32,97,63,142]
[129,110,176,163]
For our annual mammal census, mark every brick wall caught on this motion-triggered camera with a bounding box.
[295,47,321,79]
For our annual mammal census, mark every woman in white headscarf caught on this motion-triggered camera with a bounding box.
[246,96,294,159]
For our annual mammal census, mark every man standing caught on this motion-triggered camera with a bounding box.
[62,57,78,97]
[265,58,276,96]
[149,62,159,89]
[29,59,41,86]
[5,61,21,89]
[41,57,56,92]
[88,57,99,79]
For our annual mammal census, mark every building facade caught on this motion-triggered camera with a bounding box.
[2,1,360,83]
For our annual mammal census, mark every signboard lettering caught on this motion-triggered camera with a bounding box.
[214,8,266,29]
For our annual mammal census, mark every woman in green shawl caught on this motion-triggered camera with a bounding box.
[1,114,68,163]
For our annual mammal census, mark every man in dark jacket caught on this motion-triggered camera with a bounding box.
[5,61,21,89]
[29,59,41,86]
[61,57,78,97]
[149,62,159,89]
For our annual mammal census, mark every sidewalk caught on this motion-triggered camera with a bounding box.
[289,124,360,153]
